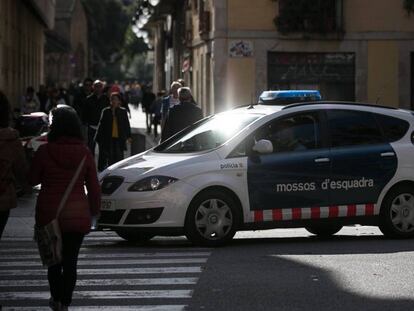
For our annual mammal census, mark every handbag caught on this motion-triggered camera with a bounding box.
[34,156,86,267]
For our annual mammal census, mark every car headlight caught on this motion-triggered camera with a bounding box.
[128,176,178,192]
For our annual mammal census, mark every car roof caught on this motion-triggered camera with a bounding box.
[231,101,413,119]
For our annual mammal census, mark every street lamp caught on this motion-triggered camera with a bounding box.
[149,0,160,6]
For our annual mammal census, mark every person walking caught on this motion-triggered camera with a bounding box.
[95,92,131,172]
[29,106,101,311]
[20,86,40,114]
[45,87,66,113]
[0,91,28,239]
[83,80,110,155]
[150,90,166,139]
[160,81,182,131]
[37,85,49,113]
[73,78,94,141]
[161,87,203,142]
[141,85,156,133]
[73,78,93,121]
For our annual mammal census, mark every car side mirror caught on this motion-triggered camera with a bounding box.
[252,139,273,154]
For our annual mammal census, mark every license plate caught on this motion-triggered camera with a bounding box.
[101,200,115,211]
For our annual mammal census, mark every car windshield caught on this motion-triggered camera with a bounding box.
[154,113,261,153]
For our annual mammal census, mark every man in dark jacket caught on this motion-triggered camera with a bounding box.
[73,78,93,123]
[83,80,109,155]
[161,87,203,142]
[95,92,131,172]
[73,78,93,141]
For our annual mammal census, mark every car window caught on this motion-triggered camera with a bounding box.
[154,113,260,153]
[229,112,321,157]
[327,110,383,147]
[375,113,409,142]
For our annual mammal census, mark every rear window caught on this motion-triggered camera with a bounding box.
[375,114,409,142]
[327,110,383,147]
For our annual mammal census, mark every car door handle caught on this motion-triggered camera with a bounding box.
[314,157,330,163]
[380,152,395,157]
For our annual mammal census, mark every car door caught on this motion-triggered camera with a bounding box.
[246,110,331,212]
[326,109,398,208]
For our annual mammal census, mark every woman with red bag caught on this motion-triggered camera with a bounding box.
[29,106,101,311]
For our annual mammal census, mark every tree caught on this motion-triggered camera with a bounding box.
[82,0,151,81]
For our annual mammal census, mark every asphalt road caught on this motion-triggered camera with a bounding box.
[190,228,414,311]
[2,220,414,310]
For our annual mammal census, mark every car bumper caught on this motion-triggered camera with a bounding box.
[97,180,195,229]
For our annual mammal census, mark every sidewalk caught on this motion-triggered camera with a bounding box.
[1,105,158,240]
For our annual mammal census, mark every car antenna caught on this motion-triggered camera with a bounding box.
[376,97,380,104]
[247,93,255,109]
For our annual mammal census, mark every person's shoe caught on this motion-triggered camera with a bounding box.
[48,297,61,311]
[61,305,69,311]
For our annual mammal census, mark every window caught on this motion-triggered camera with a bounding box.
[327,110,383,147]
[155,113,260,153]
[230,112,321,157]
[375,114,409,143]
[275,0,343,34]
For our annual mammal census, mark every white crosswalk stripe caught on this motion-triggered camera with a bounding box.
[3,306,187,311]
[0,232,211,310]
[0,258,208,267]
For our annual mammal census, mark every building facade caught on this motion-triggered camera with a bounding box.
[0,0,55,109]
[44,0,88,86]
[148,0,414,114]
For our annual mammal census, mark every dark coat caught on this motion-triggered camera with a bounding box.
[29,137,101,233]
[72,89,90,123]
[0,128,28,212]
[83,94,110,126]
[161,102,203,142]
[142,91,156,112]
[95,107,131,150]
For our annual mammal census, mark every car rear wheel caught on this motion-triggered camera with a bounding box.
[185,190,240,246]
[379,185,414,238]
[305,224,343,237]
[115,229,155,243]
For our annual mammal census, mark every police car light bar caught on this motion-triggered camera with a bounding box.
[258,90,322,105]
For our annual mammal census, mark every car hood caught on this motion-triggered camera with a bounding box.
[100,150,201,182]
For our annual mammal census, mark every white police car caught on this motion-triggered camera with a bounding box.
[98,100,414,246]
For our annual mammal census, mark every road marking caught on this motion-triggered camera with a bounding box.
[0,251,211,260]
[0,247,211,253]
[0,289,193,300]
[0,277,198,287]
[0,266,202,276]
[3,306,186,311]
[0,258,207,267]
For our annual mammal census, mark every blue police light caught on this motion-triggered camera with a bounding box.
[258,90,322,105]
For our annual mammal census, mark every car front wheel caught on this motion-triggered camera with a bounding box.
[379,185,414,238]
[185,190,240,246]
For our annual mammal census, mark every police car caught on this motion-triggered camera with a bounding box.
[98,100,414,246]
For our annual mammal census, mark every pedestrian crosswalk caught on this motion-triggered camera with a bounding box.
[0,231,211,310]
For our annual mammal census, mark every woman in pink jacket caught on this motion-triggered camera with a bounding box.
[30,106,101,311]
